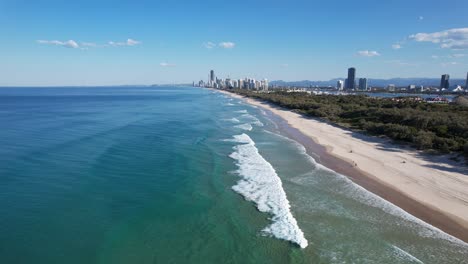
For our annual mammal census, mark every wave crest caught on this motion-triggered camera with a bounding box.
[228,133,308,248]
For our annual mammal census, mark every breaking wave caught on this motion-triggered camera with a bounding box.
[228,133,308,248]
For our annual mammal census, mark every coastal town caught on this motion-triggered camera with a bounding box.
[195,68,468,98]
[194,69,468,107]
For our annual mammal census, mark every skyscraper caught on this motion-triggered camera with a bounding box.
[346,67,356,90]
[465,72,468,90]
[359,78,368,91]
[210,70,215,83]
[440,74,450,89]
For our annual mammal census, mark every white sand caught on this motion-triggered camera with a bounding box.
[221,90,468,229]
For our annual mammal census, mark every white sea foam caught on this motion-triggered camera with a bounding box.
[240,114,264,127]
[223,118,240,123]
[235,110,248,114]
[391,245,424,263]
[228,133,308,248]
[264,130,468,247]
[252,121,264,127]
[234,123,253,131]
[226,103,235,106]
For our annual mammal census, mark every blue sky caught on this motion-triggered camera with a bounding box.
[1,0,468,86]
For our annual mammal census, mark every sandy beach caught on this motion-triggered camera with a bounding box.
[219,89,468,243]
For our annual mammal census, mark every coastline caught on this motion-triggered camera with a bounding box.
[217,89,468,243]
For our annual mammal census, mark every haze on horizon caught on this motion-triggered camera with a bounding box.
[1,0,468,86]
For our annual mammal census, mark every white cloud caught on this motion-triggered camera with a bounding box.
[126,39,140,46]
[418,16,424,20]
[441,61,458,67]
[38,38,141,49]
[219,42,235,49]
[385,60,417,66]
[409,28,468,49]
[64,40,79,48]
[356,50,380,57]
[449,53,466,58]
[431,54,466,59]
[160,62,176,67]
[37,39,80,49]
[109,38,141,46]
[81,42,98,47]
[392,44,402,50]
[203,41,236,49]
[203,42,216,49]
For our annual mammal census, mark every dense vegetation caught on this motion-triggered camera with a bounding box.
[230,90,468,157]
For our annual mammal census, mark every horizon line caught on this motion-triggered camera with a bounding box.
[1,76,468,88]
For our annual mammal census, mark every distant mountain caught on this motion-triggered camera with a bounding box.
[270,78,466,88]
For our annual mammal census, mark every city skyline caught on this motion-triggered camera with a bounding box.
[1,0,468,86]
[205,68,468,92]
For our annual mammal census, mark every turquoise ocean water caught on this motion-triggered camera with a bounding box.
[0,86,467,263]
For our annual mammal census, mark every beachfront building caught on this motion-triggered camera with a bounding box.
[249,79,255,89]
[358,78,368,91]
[440,74,450,90]
[210,70,215,83]
[225,78,232,88]
[204,71,269,91]
[261,79,269,91]
[238,79,244,89]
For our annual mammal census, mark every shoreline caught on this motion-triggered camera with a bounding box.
[217,89,468,243]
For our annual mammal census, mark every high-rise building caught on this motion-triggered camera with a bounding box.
[238,79,244,89]
[346,67,356,89]
[249,79,255,89]
[262,79,269,91]
[440,74,450,89]
[358,78,368,90]
[210,70,215,83]
[465,72,468,90]
[337,80,344,90]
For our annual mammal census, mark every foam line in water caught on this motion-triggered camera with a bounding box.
[234,123,253,131]
[228,133,308,248]
[223,118,240,123]
[240,114,264,127]
[391,245,424,263]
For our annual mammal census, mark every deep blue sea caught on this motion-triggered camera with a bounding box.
[0,86,467,263]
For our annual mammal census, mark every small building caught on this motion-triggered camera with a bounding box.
[453,85,464,93]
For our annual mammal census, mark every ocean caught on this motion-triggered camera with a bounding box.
[0,86,466,263]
